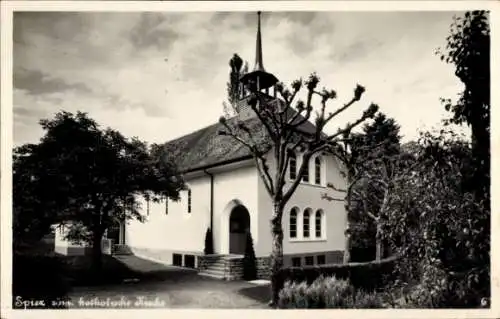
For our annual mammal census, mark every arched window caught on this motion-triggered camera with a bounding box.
[187,189,192,213]
[289,152,297,180]
[315,210,323,238]
[302,158,309,182]
[289,208,298,238]
[315,157,321,185]
[303,209,311,238]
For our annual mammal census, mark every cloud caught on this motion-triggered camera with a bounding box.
[12,11,469,147]
[128,13,181,51]
[14,68,92,95]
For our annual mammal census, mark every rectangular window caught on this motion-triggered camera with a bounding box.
[317,255,326,265]
[305,256,314,266]
[303,211,310,238]
[289,153,297,180]
[173,254,182,266]
[187,189,192,213]
[315,224,321,238]
[315,212,322,238]
[315,157,321,185]
[292,257,301,267]
[184,255,195,268]
[302,160,309,182]
[290,208,297,239]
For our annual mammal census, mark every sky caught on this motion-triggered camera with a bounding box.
[13,10,470,147]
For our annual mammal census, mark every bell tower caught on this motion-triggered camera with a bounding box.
[236,11,280,120]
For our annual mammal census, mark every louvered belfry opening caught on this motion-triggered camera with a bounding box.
[237,11,280,121]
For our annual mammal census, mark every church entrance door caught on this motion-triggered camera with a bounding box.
[229,205,250,255]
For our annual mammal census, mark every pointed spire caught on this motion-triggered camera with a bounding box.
[254,11,265,72]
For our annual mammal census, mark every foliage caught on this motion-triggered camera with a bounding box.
[437,10,490,199]
[203,228,214,255]
[223,53,249,118]
[13,111,185,270]
[278,276,385,309]
[382,129,489,307]
[242,232,257,280]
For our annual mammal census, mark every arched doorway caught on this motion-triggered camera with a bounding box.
[229,205,250,255]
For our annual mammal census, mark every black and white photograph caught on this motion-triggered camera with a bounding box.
[0,1,496,315]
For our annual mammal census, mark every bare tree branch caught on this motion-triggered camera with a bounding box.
[321,193,344,202]
[219,122,275,195]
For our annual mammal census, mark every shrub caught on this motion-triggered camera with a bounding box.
[352,290,385,308]
[278,276,353,308]
[395,263,487,309]
[276,255,398,293]
[278,275,386,309]
[242,232,257,280]
[203,228,214,255]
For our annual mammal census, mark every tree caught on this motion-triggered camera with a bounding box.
[219,70,378,306]
[322,113,403,261]
[13,111,184,272]
[437,10,490,201]
[204,228,214,255]
[243,232,257,281]
[223,54,249,118]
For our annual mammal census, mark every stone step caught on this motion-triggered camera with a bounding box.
[198,270,226,279]
[200,261,226,266]
[199,267,226,275]
[112,245,133,255]
[199,265,227,270]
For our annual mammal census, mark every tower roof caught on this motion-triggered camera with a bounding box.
[240,11,278,91]
[254,11,265,72]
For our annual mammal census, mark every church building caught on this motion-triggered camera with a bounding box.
[55,12,348,279]
[124,12,348,278]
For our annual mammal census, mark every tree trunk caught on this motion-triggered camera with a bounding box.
[375,223,383,261]
[343,230,351,264]
[269,205,284,308]
[91,228,104,277]
[343,198,351,264]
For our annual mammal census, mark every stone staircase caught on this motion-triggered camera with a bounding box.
[112,244,133,256]
[198,254,244,280]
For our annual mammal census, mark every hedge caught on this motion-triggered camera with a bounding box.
[275,255,399,293]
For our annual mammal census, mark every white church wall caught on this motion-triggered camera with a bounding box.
[256,149,347,265]
[126,174,211,264]
[126,160,260,262]
[210,162,259,255]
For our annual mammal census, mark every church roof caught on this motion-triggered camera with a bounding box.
[160,108,318,173]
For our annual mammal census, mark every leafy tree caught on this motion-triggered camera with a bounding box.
[223,54,249,118]
[204,228,214,255]
[383,130,489,307]
[13,111,184,272]
[219,69,378,306]
[243,231,257,281]
[323,113,402,262]
[437,10,490,201]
